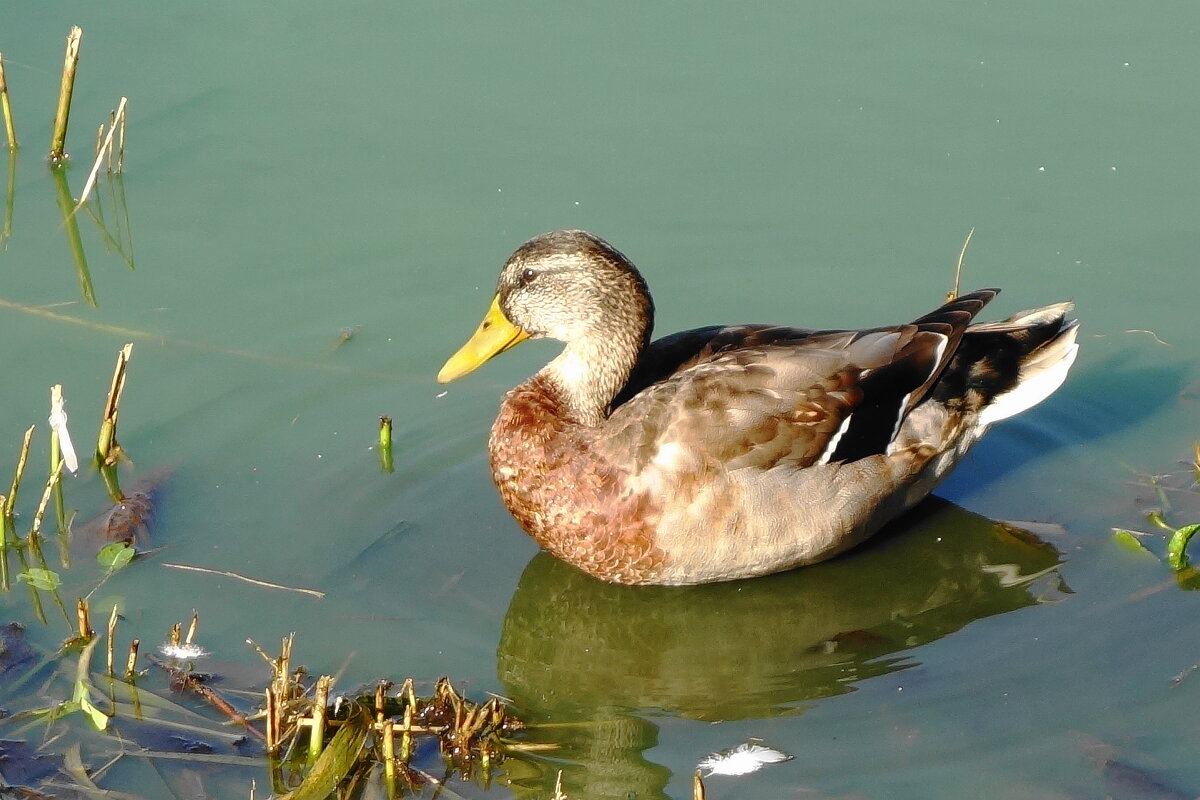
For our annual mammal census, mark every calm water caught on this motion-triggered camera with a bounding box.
[2,2,1198,798]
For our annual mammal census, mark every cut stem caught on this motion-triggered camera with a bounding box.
[97,342,133,471]
[378,416,394,473]
[50,26,83,164]
[0,51,16,149]
[5,425,35,519]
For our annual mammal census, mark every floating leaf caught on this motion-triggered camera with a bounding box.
[97,541,135,571]
[17,568,61,591]
[76,684,110,731]
[1112,529,1155,557]
[1146,510,1173,531]
[1166,523,1200,571]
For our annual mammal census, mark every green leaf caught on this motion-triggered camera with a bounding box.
[1113,529,1155,557]
[1166,523,1200,571]
[77,685,110,731]
[17,568,62,591]
[97,542,136,571]
[1147,510,1173,531]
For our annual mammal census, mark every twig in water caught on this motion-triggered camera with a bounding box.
[161,562,326,597]
[947,226,975,302]
[1125,329,1172,347]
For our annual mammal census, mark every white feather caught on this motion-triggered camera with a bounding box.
[979,341,1079,428]
[698,741,793,776]
[815,414,853,466]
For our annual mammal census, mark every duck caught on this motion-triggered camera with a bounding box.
[438,230,1079,586]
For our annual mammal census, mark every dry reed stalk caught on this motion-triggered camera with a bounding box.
[2,147,14,248]
[28,463,62,540]
[4,425,35,518]
[692,770,705,800]
[399,702,414,762]
[50,27,82,164]
[0,51,16,148]
[75,97,127,212]
[77,597,93,639]
[117,108,125,172]
[185,609,199,644]
[310,675,332,760]
[97,342,133,465]
[124,637,139,677]
[382,716,396,781]
[265,685,279,752]
[106,110,114,172]
[106,604,119,676]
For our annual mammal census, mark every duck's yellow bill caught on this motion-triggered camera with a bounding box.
[438,294,531,383]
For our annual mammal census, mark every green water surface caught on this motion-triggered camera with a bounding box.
[2,3,1199,798]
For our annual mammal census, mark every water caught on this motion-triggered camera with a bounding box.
[2,2,1199,798]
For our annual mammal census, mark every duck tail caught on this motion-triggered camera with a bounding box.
[939,300,1079,428]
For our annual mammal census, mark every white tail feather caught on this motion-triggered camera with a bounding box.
[978,324,1080,428]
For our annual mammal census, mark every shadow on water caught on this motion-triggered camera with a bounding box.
[497,498,1069,800]
[939,351,1189,498]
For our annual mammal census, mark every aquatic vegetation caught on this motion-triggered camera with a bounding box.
[1112,448,1200,587]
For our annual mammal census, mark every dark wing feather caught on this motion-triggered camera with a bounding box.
[600,289,1001,477]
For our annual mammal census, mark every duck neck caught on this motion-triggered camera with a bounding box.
[540,326,645,427]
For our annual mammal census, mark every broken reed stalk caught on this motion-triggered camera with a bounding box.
[265,685,280,752]
[27,462,62,541]
[97,342,133,466]
[50,27,83,164]
[0,51,16,149]
[125,637,140,677]
[310,675,332,761]
[185,610,199,644]
[692,770,706,800]
[3,146,14,247]
[106,110,114,172]
[118,108,125,172]
[5,425,36,519]
[106,604,119,676]
[76,97,127,212]
[77,596,93,639]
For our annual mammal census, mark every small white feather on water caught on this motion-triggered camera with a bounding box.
[697,741,793,776]
[157,642,210,660]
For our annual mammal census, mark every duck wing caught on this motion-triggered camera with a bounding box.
[599,290,999,476]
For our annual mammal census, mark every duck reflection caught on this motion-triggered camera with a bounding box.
[496,499,1069,799]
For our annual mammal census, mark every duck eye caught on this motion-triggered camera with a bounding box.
[521,267,537,284]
